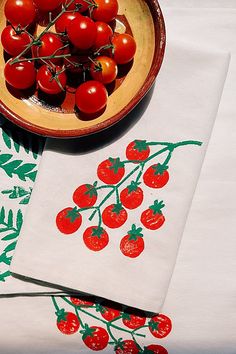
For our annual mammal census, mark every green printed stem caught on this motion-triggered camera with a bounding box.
[75,306,85,329]
[51,296,61,313]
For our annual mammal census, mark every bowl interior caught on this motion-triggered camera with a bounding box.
[0,0,165,137]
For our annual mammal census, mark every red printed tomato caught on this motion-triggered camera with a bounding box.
[1,26,31,57]
[97,158,125,184]
[75,81,108,114]
[126,140,150,161]
[115,340,139,354]
[56,207,82,234]
[94,21,113,49]
[143,164,169,189]
[144,344,168,354]
[120,224,144,258]
[120,181,143,210]
[83,226,109,251]
[92,0,118,23]
[67,16,96,50]
[57,310,80,335]
[102,203,127,229]
[122,309,146,329]
[33,0,62,12]
[37,65,67,94]
[62,0,89,12]
[148,314,172,339]
[70,296,94,307]
[4,58,36,89]
[90,55,117,84]
[4,0,36,27]
[140,200,165,230]
[112,33,136,64]
[73,184,98,208]
[81,325,109,351]
[100,302,121,321]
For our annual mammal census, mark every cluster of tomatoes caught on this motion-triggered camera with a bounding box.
[55,295,172,353]
[56,139,169,258]
[1,0,137,114]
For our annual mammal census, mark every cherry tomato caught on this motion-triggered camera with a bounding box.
[33,0,62,11]
[143,164,169,188]
[56,207,82,234]
[4,0,36,27]
[100,302,121,321]
[120,224,144,258]
[115,340,139,354]
[70,296,94,307]
[144,344,168,354]
[120,181,143,210]
[94,21,113,49]
[90,56,117,84]
[55,12,81,34]
[73,184,98,208]
[33,33,64,64]
[67,16,96,50]
[112,33,136,64]
[92,0,118,23]
[81,325,109,351]
[64,55,83,74]
[75,80,108,114]
[83,226,109,251]
[56,310,80,335]
[97,158,125,184]
[102,203,127,229]
[148,314,172,339]
[62,0,89,12]
[4,58,36,89]
[37,65,67,95]
[122,309,146,329]
[140,200,165,230]
[1,26,31,57]
[126,140,150,161]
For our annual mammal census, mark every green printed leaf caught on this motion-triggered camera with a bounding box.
[0,154,12,165]
[0,270,11,282]
[7,209,13,228]
[1,186,32,205]
[16,210,23,230]
[2,232,19,241]
[26,170,37,182]
[4,241,17,253]
[0,156,37,182]
[19,195,31,204]
[2,129,11,149]
[2,160,23,177]
[0,207,5,222]
[15,163,36,180]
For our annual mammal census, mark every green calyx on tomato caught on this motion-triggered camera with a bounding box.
[80,323,96,340]
[84,183,98,197]
[152,163,169,175]
[127,224,143,241]
[66,207,81,222]
[133,139,149,152]
[91,226,105,238]
[108,157,125,174]
[56,308,67,322]
[149,200,165,215]
[148,319,160,331]
[127,181,141,193]
[112,203,125,214]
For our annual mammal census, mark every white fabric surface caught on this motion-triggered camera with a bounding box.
[10,41,229,312]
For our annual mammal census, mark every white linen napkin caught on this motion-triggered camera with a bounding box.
[10,41,229,312]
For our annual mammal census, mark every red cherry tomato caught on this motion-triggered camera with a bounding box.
[4,0,36,27]
[70,296,94,307]
[56,207,82,234]
[122,309,146,329]
[145,344,168,354]
[57,311,80,335]
[33,32,64,64]
[102,203,127,229]
[33,0,62,11]
[97,158,125,185]
[120,181,143,210]
[112,33,136,64]
[100,302,121,321]
[1,26,31,57]
[83,226,109,252]
[94,21,113,49]
[120,224,144,258]
[55,12,81,34]
[126,140,150,161]
[115,340,139,354]
[92,0,118,23]
[90,56,117,84]
[67,16,96,50]
[143,164,169,188]
[4,58,36,89]
[82,326,109,351]
[73,184,98,208]
[140,200,165,231]
[148,314,172,339]
[62,0,89,12]
[37,65,67,95]
[75,80,108,114]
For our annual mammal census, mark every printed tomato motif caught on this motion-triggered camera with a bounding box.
[73,183,98,208]
[143,164,169,188]
[70,296,94,307]
[102,203,127,228]
[122,309,146,329]
[120,181,143,209]
[126,140,150,161]
[56,207,82,234]
[97,301,122,321]
[83,226,109,251]
[144,344,168,354]
[97,158,125,185]
[56,309,80,335]
[120,224,144,258]
[81,324,109,351]
[141,200,165,230]
[115,340,139,354]
[148,314,172,339]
